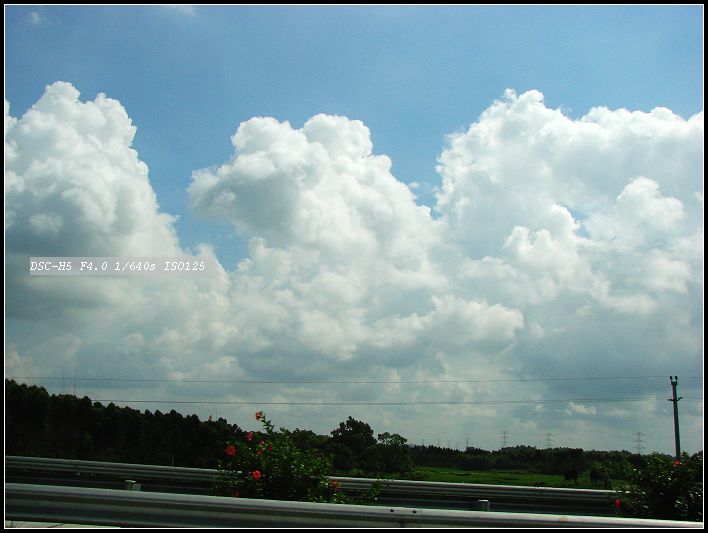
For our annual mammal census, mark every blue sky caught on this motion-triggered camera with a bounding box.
[4,5,704,454]
[6,5,702,268]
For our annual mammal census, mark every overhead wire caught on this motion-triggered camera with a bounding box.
[8,375,701,406]
[86,397,702,406]
[7,374,703,385]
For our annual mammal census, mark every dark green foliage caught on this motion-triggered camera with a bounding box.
[408,443,661,489]
[589,463,612,489]
[330,416,376,459]
[329,419,414,477]
[5,381,51,456]
[5,379,241,468]
[6,377,703,518]
[411,444,590,474]
[327,441,356,471]
[619,452,702,521]
[360,432,414,477]
[563,465,579,483]
[216,412,345,503]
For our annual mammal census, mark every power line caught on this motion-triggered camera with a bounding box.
[82,396,698,406]
[7,375,702,385]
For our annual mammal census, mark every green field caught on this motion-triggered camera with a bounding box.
[414,466,621,490]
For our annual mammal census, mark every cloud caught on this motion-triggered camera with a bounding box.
[189,113,440,269]
[5,85,703,453]
[428,295,524,346]
[160,5,197,16]
[5,82,181,258]
[585,176,687,248]
[27,11,44,26]
[435,89,702,256]
[566,402,598,416]
[4,82,227,395]
[642,250,692,294]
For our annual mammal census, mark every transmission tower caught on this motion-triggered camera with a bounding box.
[545,433,553,449]
[500,430,509,448]
[634,432,645,455]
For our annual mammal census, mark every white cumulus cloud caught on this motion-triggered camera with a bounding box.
[5,85,703,453]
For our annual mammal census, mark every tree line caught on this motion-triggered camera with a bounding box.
[5,380,702,520]
[410,443,644,486]
[1,379,694,484]
[4,380,410,474]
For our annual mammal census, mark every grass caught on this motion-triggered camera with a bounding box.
[413,466,621,490]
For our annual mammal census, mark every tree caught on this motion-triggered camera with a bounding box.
[327,442,356,472]
[331,416,376,467]
[563,465,579,483]
[5,379,244,468]
[5,380,50,456]
[361,432,414,477]
[589,463,612,489]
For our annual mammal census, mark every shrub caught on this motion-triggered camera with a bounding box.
[589,463,612,489]
[215,411,345,503]
[618,452,702,521]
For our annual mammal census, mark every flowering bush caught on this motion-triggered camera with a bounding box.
[215,411,346,503]
[617,451,702,521]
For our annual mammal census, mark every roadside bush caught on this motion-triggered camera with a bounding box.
[215,411,345,503]
[618,452,702,521]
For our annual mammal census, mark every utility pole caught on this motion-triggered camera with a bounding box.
[634,432,645,455]
[668,376,682,462]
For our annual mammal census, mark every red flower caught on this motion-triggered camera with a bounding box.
[251,470,262,481]
[225,445,237,456]
[255,411,263,421]
[329,480,340,492]
[246,431,254,442]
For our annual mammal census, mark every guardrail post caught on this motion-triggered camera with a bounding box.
[471,499,490,511]
[124,480,141,491]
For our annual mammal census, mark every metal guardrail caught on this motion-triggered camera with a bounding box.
[335,475,617,511]
[5,455,215,483]
[5,483,702,528]
[5,455,216,495]
[5,455,619,515]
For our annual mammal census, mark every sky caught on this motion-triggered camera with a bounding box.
[4,5,704,455]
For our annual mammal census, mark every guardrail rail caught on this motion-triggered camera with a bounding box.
[5,483,703,528]
[6,455,701,524]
